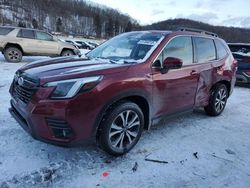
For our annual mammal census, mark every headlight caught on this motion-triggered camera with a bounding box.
[44,76,103,99]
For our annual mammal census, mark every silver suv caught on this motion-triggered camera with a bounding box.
[0,26,80,62]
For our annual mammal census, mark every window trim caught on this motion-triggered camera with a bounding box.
[152,35,196,68]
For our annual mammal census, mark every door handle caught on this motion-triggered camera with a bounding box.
[190,70,198,75]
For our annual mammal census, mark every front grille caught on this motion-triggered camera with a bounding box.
[47,118,74,139]
[13,85,36,104]
[12,73,39,104]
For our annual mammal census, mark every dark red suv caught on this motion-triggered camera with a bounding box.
[9,29,237,155]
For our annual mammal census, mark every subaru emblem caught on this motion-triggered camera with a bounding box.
[18,77,24,86]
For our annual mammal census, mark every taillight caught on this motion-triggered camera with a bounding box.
[244,72,250,76]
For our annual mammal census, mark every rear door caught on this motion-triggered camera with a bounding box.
[192,37,219,107]
[152,36,200,118]
[35,31,59,55]
[16,29,38,53]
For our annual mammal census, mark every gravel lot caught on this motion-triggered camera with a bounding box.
[0,55,250,188]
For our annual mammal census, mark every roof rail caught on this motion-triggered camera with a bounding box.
[178,27,218,37]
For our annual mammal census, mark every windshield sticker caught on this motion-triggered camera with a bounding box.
[137,40,157,45]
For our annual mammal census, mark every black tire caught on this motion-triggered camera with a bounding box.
[4,47,23,63]
[204,84,228,116]
[98,101,144,156]
[61,49,74,56]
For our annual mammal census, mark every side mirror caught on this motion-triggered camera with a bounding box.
[161,57,183,74]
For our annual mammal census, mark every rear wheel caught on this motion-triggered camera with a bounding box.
[204,84,228,116]
[98,101,144,156]
[61,49,74,56]
[4,47,23,63]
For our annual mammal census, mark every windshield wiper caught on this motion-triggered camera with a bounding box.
[94,57,117,64]
[124,60,137,64]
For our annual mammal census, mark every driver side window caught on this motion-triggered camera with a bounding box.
[153,36,193,67]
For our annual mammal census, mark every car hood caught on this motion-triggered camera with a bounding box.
[18,56,130,84]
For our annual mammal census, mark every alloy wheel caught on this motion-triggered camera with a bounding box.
[215,88,227,113]
[109,110,141,150]
[8,50,20,60]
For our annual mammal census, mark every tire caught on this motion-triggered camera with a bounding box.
[4,47,23,63]
[204,84,228,116]
[61,50,74,56]
[98,101,144,156]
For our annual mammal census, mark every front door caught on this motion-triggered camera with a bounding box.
[35,31,59,55]
[152,36,199,118]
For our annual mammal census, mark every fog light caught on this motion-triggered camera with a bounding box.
[46,118,74,139]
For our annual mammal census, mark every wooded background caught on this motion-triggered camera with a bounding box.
[0,0,250,42]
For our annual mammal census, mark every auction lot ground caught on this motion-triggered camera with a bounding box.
[0,55,250,188]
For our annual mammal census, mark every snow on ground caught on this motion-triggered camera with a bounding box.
[80,49,90,55]
[0,54,250,188]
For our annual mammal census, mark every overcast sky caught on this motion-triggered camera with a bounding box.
[89,0,250,28]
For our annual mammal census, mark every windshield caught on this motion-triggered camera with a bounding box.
[86,32,164,63]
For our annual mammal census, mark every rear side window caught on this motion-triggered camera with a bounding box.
[215,40,228,59]
[0,27,14,35]
[194,37,216,63]
[17,29,35,39]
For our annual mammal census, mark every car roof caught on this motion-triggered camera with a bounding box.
[0,25,48,33]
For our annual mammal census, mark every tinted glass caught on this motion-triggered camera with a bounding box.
[215,40,228,59]
[36,31,53,41]
[157,36,193,66]
[194,37,216,63]
[17,29,35,39]
[0,27,14,35]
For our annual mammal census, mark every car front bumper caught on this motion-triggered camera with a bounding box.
[9,90,101,146]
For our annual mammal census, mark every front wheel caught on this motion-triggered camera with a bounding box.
[204,84,228,116]
[61,50,74,56]
[98,101,144,156]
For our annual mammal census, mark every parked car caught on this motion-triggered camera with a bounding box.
[64,40,82,49]
[228,43,250,83]
[75,41,95,50]
[9,29,237,156]
[87,41,99,48]
[0,26,80,62]
[228,43,250,54]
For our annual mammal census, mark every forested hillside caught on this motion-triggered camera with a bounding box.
[1,1,250,42]
[144,18,250,43]
[0,0,138,38]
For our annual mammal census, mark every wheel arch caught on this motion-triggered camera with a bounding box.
[4,43,24,54]
[94,92,151,140]
[60,48,75,55]
[212,80,231,95]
